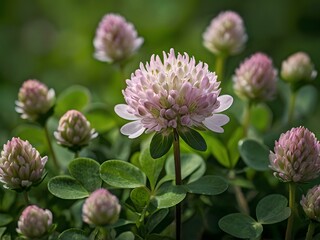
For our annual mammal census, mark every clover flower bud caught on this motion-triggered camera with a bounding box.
[115,48,233,138]
[17,205,53,239]
[54,110,97,152]
[269,126,320,183]
[0,137,47,190]
[281,51,317,83]
[15,79,55,122]
[203,11,247,56]
[82,188,121,226]
[233,52,277,102]
[94,13,144,63]
[301,185,320,222]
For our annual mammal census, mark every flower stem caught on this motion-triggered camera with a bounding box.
[173,129,182,240]
[23,191,30,205]
[288,89,297,125]
[229,170,249,215]
[44,123,61,172]
[305,221,316,240]
[215,55,226,81]
[243,101,252,137]
[74,151,79,159]
[285,182,296,240]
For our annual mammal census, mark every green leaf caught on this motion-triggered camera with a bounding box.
[150,132,174,158]
[219,213,263,239]
[116,232,135,240]
[178,127,207,151]
[68,158,101,192]
[187,159,206,184]
[146,209,169,234]
[48,176,89,199]
[130,187,150,212]
[139,147,166,190]
[58,228,87,240]
[109,219,135,228]
[184,175,228,195]
[0,214,13,227]
[152,183,186,208]
[165,153,204,180]
[250,103,272,132]
[227,127,243,167]
[146,234,174,240]
[100,160,146,188]
[206,135,231,168]
[0,227,6,239]
[55,85,91,116]
[238,139,270,171]
[256,194,291,224]
[85,103,116,132]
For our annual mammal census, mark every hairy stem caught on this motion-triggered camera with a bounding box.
[23,191,30,205]
[44,123,60,171]
[305,221,316,240]
[173,129,182,240]
[285,182,296,240]
[288,89,297,125]
[243,101,252,137]
[215,55,226,81]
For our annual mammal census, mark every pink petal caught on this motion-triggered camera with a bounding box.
[114,104,139,120]
[203,114,230,133]
[214,95,233,113]
[120,121,145,139]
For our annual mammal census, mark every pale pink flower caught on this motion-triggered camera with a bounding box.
[281,51,317,83]
[15,79,55,122]
[0,137,47,190]
[301,185,320,222]
[17,205,53,239]
[82,188,121,226]
[233,52,277,101]
[94,13,143,63]
[114,48,233,138]
[269,126,320,183]
[54,110,97,152]
[203,11,247,56]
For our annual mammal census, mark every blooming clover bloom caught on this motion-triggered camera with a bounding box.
[54,110,97,152]
[17,205,53,239]
[269,126,320,183]
[281,51,317,83]
[233,52,277,102]
[15,79,55,122]
[93,13,144,63]
[82,188,121,226]
[0,137,47,190]
[301,185,320,222]
[115,48,233,139]
[203,11,247,56]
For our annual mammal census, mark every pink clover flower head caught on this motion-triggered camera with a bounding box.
[17,205,53,239]
[269,126,320,183]
[281,51,317,83]
[0,137,47,190]
[94,13,144,63]
[233,52,277,102]
[301,185,320,222]
[15,79,55,122]
[82,188,121,226]
[115,48,233,139]
[54,110,98,152]
[203,11,247,56]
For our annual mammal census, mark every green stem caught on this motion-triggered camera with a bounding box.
[173,129,182,240]
[288,89,297,125]
[74,151,79,159]
[215,55,226,81]
[229,170,249,215]
[23,191,30,205]
[305,221,316,240]
[242,101,252,137]
[44,123,61,171]
[285,182,296,240]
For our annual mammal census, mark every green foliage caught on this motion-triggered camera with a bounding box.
[150,132,174,159]
[184,175,228,195]
[58,228,88,240]
[0,214,13,227]
[178,127,207,152]
[151,183,186,209]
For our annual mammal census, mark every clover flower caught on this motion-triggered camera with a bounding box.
[54,110,97,152]
[0,137,47,190]
[93,13,144,63]
[281,51,317,83]
[233,52,277,102]
[15,79,55,122]
[17,205,53,239]
[82,188,121,226]
[269,126,320,183]
[114,48,233,139]
[203,11,247,56]
[301,185,320,222]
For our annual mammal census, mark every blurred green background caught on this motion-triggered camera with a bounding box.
[1,0,320,144]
